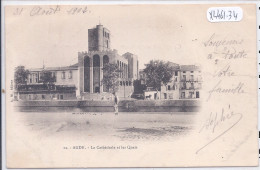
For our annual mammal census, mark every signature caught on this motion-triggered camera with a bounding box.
[196,105,243,154]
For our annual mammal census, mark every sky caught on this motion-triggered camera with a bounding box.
[5,4,245,69]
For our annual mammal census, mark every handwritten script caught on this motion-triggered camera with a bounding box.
[197,33,249,155]
[196,105,243,154]
[204,33,247,101]
[12,5,91,16]
[207,80,245,101]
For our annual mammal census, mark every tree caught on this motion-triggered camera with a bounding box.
[14,65,29,89]
[133,80,146,94]
[39,70,56,84]
[38,70,56,92]
[102,63,121,94]
[143,60,176,91]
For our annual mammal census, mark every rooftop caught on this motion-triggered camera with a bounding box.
[180,65,201,71]
[29,63,78,72]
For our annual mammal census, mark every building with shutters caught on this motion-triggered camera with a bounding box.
[140,64,202,100]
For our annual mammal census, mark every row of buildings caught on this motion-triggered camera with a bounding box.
[15,24,201,101]
[139,65,202,100]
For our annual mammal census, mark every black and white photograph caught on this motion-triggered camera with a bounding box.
[3,4,258,168]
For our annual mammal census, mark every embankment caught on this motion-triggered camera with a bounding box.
[14,99,201,112]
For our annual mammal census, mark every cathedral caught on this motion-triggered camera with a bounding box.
[77,24,139,99]
[15,24,201,102]
[17,24,139,101]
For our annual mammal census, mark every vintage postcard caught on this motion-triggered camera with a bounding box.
[4,4,258,168]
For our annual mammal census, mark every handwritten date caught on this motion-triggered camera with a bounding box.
[13,6,90,17]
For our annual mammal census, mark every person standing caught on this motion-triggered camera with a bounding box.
[114,92,119,115]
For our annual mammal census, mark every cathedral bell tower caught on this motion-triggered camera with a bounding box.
[88,24,111,52]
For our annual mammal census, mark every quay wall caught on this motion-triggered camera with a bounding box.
[14,99,201,112]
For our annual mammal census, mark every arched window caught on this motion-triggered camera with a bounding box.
[84,56,90,92]
[103,55,109,66]
[84,56,90,67]
[93,55,100,93]
[93,55,100,67]
[103,55,110,92]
